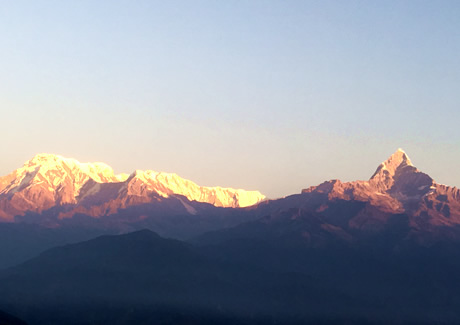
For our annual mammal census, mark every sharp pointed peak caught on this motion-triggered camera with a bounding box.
[370,148,414,180]
[387,148,413,167]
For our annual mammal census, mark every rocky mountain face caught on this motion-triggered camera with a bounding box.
[303,148,439,215]
[0,154,265,222]
[300,148,460,241]
[199,149,460,247]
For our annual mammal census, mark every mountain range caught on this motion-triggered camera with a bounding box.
[0,153,265,222]
[0,154,267,268]
[2,149,460,324]
[1,149,460,268]
[2,149,459,238]
[238,148,460,243]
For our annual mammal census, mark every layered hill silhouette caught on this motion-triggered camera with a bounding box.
[0,230,341,324]
[2,149,460,324]
[2,228,460,324]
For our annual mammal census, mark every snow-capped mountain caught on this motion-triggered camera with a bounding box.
[199,149,460,247]
[302,148,460,229]
[0,154,265,222]
[3,150,460,325]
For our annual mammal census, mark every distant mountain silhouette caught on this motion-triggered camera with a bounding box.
[2,228,460,324]
[0,230,349,324]
[0,223,110,269]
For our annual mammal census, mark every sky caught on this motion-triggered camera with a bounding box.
[1,0,459,198]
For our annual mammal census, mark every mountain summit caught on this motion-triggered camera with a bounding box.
[0,154,129,208]
[296,149,458,239]
[0,154,265,222]
[370,148,413,180]
[369,149,434,197]
[302,149,435,209]
[198,149,460,251]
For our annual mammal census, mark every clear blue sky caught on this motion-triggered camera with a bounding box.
[1,0,459,198]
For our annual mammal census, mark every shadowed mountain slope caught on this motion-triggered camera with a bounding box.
[0,230,349,325]
[2,227,460,324]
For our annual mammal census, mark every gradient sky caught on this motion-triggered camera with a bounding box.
[1,0,459,198]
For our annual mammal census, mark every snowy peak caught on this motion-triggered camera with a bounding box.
[24,153,64,167]
[302,149,437,215]
[0,154,131,218]
[125,169,265,208]
[0,154,266,221]
[23,153,128,184]
[9,153,127,197]
[367,148,429,193]
[370,148,413,180]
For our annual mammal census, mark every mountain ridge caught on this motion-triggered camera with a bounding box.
[301,149,455,223]
[0,154,266,222]
[2,149,460,246]
[199,149,460,248]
